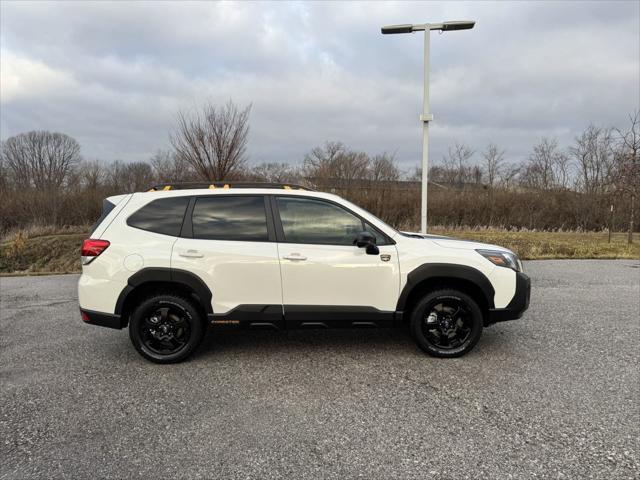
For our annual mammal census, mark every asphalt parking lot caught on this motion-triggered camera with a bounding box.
[1,260,639,479]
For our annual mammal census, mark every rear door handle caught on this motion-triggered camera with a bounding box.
[179,250,204,258]
[283,254,307,261]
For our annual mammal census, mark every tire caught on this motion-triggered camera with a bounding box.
[410,289,483,358]
[129,294,205,363]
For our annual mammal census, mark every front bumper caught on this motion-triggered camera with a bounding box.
[80,308,125,329]
[487,272,531,323]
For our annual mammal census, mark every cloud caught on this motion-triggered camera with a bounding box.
[1,0,638,169]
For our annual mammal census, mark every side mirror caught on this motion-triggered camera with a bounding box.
[354,231,379,255]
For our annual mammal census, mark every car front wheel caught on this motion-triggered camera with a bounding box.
[410,289,483,358]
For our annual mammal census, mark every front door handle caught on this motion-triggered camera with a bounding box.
[178,250,204,258]
[283,254,307,261]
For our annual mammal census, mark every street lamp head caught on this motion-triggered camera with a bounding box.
[381,21,476,34]
[381,24,414,34]
[440,21,475,31]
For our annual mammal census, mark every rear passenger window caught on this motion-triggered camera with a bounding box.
[192,196,268,242]
[127,197,189,236]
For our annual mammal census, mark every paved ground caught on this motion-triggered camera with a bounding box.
[1,260,639,479]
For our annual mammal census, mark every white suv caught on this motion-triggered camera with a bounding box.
[78,182,530,363]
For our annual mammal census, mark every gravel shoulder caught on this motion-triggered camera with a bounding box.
[1,260,639,479]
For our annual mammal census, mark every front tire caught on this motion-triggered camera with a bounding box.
[129,294,205,363]
[410,289,483,358]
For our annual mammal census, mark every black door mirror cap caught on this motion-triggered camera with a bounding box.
[355,231,379,254]
[365,244,380,255]
[354,231,377,248]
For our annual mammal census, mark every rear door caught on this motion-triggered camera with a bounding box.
[171,194,283,327]
[272,195,400,327]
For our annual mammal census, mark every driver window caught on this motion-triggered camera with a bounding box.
[276,197,364,245]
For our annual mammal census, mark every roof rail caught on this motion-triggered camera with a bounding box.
[146,182,315,192]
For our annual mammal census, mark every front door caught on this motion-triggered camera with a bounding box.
[171,195,283,327]
[273,196,400,327]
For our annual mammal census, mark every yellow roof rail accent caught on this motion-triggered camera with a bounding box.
[209,184,216,189]
[147,188,156,192]
[283,185,292,190]
[223,184,230,189]
[163,185,172,191]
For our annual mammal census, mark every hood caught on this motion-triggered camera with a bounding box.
[400,231,512,254]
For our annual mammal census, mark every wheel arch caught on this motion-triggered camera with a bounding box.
[115,268,213,326]
[397,263,495,323]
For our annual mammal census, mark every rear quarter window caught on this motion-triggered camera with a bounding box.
[127,197,190,236]
[90,199,116,235]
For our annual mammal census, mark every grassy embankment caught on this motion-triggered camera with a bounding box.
[1,227,638,276]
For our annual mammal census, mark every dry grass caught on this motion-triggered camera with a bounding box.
[1,229,638,276]
[0,233,86,275]
[429,228,640,260]
[0,224,91,243]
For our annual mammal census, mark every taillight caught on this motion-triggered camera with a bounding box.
[81,239,110,265]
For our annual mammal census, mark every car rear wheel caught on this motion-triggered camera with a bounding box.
[410,289,483,358]
[129,294,205,363]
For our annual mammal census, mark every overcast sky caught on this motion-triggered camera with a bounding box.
[1,1,639,170]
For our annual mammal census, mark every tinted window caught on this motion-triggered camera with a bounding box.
[90,199,116,235]
[192,196,268,241]
[277,197,364,245]
[127,197,189,236]
[364,221,384,244]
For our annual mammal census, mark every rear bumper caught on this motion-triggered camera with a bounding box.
[80,308,125,329]
[488,272,531,323]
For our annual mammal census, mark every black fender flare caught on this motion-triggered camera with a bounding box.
[396,263,495,311]
[115,267,213,315]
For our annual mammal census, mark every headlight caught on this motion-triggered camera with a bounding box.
[476,249,522,272]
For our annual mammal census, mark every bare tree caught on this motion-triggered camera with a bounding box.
[103,160,154,193]
[480,143,505,223]
[303,141,346,181]
[442,142,474,186]
[78,160,106,190]
[0,147,7,194]
[553,151,572,190]
[1,131,80,190]
[369,153,400,183]
[570,125,615,195]
[171,100,251,181]
[481,143,505,189]
[521,137,565,190]
[250,162,300,183]
[614,110,640,243]
[150,149,194,183]
[303,141,369,188]
[500,163,522,189]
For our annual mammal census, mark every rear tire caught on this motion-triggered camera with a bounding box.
[129,294,205,363]
[410,289,483,358]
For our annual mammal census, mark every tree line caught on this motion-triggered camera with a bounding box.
[1,101,638,241]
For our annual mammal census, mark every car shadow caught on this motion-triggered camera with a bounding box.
[96,322,517,365]
[195,326,411,357]
[191,324,514,361]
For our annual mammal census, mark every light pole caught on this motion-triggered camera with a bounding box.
[381,21,475,233]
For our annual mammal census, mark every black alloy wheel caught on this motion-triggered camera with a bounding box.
[141,305,191,355]
[410,289,483,357]
[129,294,205,363]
